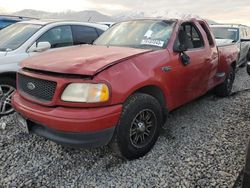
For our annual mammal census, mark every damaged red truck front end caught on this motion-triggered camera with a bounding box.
[12,19,238,159]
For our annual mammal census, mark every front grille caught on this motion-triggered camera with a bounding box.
[18,74,57,102]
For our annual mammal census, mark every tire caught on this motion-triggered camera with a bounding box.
[247,50,250,62]
[247,63,250,75]
[110,93,163,160]
[0,77,16,118]
[214,66,235,97]
[239,50,250,68]
[239,61,246,68]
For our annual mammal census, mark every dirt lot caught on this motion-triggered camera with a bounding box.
[0,67,250,187]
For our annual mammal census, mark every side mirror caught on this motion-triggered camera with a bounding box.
[29,42,51,52]
[174,44,190,66]
[241,38,250,42]
[173,44,188,53]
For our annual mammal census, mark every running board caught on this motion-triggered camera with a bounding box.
[215,72,226,78]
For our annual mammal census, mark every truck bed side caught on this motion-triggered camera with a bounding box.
[217,43,238,75]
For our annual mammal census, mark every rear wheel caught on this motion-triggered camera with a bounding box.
[110,93,163,160]
[247,62,250,75]
[239,50,250,68]
[239,59,247,68]
[214,66,235,97]
[247,50,250,62]
[0,77,16,118]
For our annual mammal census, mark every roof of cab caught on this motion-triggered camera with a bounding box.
[113,17,206,24]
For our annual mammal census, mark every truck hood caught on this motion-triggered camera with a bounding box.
[22,45,152,76]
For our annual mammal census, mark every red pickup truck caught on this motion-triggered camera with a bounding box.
[12,18,238,159]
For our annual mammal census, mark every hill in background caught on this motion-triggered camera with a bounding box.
[12,9,115,22]
[0,8,217,24]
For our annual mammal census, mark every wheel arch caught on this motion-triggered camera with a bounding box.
[131,85,168,117]
[0,71,16,80]
[231,61,237,70]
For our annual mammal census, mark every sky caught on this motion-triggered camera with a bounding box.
[0,0,250,25]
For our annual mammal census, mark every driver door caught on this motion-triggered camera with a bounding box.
[166,22,214,108]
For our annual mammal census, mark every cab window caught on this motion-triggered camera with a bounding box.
[175,23,204,50]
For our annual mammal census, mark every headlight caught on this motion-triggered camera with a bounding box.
[61,83,109,103]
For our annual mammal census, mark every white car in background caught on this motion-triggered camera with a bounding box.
[210,24,250,67]
[0,20,108,117]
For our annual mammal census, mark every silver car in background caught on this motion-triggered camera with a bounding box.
[210,24,250,67]
[0,20,108,117]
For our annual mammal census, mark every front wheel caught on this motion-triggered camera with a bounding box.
[110,93,163,160]
[0,77,16,118]
[214,66,235,97]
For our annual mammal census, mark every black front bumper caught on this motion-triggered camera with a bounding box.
[27,120,115,148]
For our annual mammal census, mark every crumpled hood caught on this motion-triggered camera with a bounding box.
[22,45,152,75]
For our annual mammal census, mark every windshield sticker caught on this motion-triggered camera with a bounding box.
[228,29,238,32]
[141,39,164,47]
[144,30,153,38]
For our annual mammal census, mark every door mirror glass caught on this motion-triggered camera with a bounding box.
[29,42,51,52]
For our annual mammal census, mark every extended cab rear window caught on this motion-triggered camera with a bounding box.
[199,22,214,46]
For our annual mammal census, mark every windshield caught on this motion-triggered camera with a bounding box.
[0,23,42,51]
[211,27,239,42]
[94,20,175,50]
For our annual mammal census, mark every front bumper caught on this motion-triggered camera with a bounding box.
[12,93,122,148]
[26,120,115,148]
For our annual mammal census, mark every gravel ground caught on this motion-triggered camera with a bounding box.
[1,67,250,187]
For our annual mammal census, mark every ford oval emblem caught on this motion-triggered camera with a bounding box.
[27,82,36,90]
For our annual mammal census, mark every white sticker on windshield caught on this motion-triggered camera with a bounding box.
[228,29,238,32]
[144,30,153,38]
[141,39,164,47]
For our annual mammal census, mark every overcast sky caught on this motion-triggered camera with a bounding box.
[0,0,249,25]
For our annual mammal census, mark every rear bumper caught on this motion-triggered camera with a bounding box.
[12,93,122,147]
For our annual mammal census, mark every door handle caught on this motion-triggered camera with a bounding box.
[205,58,213,63]
[162,66,172,72]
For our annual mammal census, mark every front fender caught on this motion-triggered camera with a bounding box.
[0,53,29,74]
[0,63,19,74]
[95,58,171,109]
